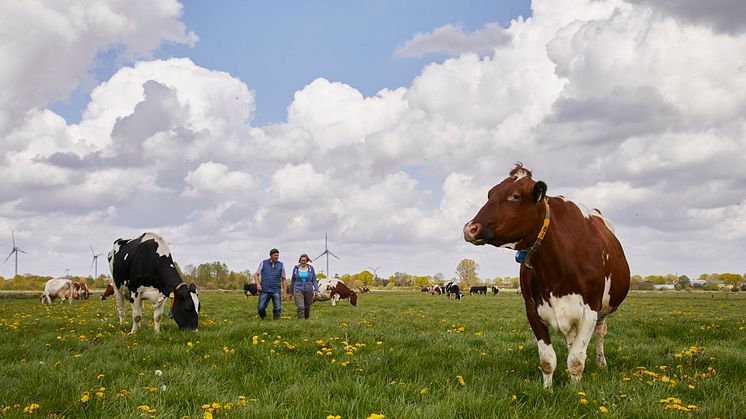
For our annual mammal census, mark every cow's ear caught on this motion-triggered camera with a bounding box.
[532,181,547,202]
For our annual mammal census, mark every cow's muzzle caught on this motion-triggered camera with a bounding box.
[463,220,489,244]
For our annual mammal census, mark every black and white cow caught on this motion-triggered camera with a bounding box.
[243,282,257,297]
[445,282,462,300]
[469,286,488,295]
[491,286,500,295]
[108,232,199,332]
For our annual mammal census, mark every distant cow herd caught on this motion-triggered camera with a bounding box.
[421,282,499,299]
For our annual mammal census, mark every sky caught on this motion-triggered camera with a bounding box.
[2,0,746,281]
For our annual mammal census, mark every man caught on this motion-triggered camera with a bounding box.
[255,248,287,320]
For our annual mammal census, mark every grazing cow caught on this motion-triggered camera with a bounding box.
[491,286,500,295]
[421,286,430,293]
[445,282,462,300]
[469,286,488,295]
[243,282,257,297]
[40,278,74,304]
[72,282,90,299]
[316,278,358,306]
[108,232,200,332]
[463,164,630,389]
[101,283,115,300]
[358,286,371,293]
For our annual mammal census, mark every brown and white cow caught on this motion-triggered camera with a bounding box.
[101,283,115,300]
[463,164,630,389]
[72,282,90,299]
[40,278,74,304]
[316,278,358,306]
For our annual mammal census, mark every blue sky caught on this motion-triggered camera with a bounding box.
[52,0,531,126]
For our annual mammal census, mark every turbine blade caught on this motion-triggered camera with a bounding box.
[312,251,326,261]
[17,249,26,254]
[328,251,340,259]
[3,250,14,264]
[90,245,95,256]
[90,257,95,272]
[11,230,15,247]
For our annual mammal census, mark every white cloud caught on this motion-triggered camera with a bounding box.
[394,23,512,58]
[183,162,258,199]
[0,0,196,134]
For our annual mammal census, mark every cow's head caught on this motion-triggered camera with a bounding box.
[172,283,199,330]
[78,283,90,299]
[464,164,547,250]
[349,292,358,306]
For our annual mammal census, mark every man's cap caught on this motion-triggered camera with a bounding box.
[270,248,279,255]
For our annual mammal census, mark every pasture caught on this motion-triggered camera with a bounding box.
[1,291,745,418]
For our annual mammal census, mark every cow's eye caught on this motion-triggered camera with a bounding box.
[508,193,521,201]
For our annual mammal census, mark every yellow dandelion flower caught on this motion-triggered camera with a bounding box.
[326,415,341,419]
[511,395,517,401]
[420,387,429,395]
[97,373,105,380]
[23,404,40,414]
[599,406,609,414]
[80,392,90,403]
[367,413,385,419]
[187,341,193,347]
[203,411,213,419]
[580,398,588,405]
[211,402,221,409]
[456,374,465,386]
[577,392,586,396]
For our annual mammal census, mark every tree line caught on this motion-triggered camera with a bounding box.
[2,259,743,292]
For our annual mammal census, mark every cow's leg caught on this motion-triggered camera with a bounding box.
[566,307,598,384]
[152,295,167,333]
[525,303,555,389]
[594,319,608,368]
[331,294,340,307]
[130,292,143,333]
[113,286,126,326]
[564,326,577,350]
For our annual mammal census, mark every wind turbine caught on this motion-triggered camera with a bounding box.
[313,233,340,280]
[3,230,26,278]
[368,265,383,283]
[90,246,103,280]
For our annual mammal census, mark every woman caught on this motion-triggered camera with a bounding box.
[290,253,320,320]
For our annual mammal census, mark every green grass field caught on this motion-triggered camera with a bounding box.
[1,290,745,418]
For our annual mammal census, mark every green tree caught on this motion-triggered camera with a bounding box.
[720,273,743,285]
[414,276,431,288]
[677,275,691,289]
[391,272,413,287]
[455,259,479,287]
[356,270,374,286]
